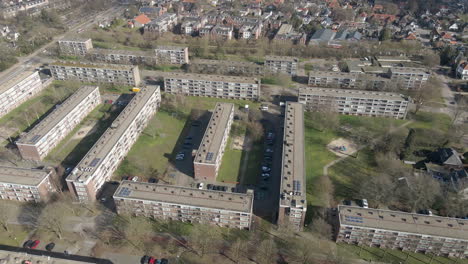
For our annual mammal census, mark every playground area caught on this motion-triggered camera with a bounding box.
[327,138,358,157]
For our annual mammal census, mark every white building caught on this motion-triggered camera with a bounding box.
[58,38,93,56]
[66,86,161,202]
[456,62,468,80]
[155,46,189,65]
[0,70,43,119]
[16,86,101,161]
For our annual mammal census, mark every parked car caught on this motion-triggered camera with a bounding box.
[343,200,351,206]
[207,184,213,190]
[261,173,270,178]
[141,256,151,264]
[266,132,275,140]
[265,148,274,153]
[198,183,204,189]
[191,121,201,127]
[148,257,156,264]
[176,153,185,161]
[132,176,139,182]
[148,178,158,183]
[45,242,55,251]
[23,240,33,248]
[262,166,271,172]
[30,240,40,249]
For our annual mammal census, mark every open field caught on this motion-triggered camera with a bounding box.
[0,225,30,247]
[338,243,468,264]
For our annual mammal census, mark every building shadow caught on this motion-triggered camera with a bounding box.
[0,244,113,264]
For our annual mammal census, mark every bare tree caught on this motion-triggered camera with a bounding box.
[255,239,278,264]
[410,77,441,114]
[189,224,221,257]
[359,173,394,207]
[406,175,441,212]
[38,201,69,239]
[246,121,264,141]
[226,238,247,263]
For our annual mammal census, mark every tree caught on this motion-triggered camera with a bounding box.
[379,27,392,41]
[255,239,278,264]
[0,203,14,232]
[310,216,332,240]
[400,128,416,160]
[38,201,69,239]
[290,14,303,30]
[189,224,221,257]
[226,239,247,263]
[439,46,457,66]
[406,175,441,212]
[410,77,441,114]
[246,121,264,141]
[422,53,440,68]
[308,111,339,132]
[359,173,394,206]
[331,8,355,22]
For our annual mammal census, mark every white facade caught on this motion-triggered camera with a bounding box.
[66,86,161,202]
[16,86,101,161]
[0,70,43,119]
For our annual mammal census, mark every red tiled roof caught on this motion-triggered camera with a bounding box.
[133,14,151,25]
[371,14,396,22]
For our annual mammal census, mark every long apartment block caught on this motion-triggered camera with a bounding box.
[308,71,362,89]
[66,86,161,202]
[50,61,141,86]
[155,45,189,64]
[88,48,156,66]
[113,181,254,230]
[0,166,56,202]
[389,67,430,90]
[194,103,234,181]
[189,59,264,76]
[264,55,298,76]
[278,102,307,231]
[57,38,93,56]
[0,70,43,119]
[163,72,261,100]
[337,206,468,258]
[16,86,101,161]
[298,88,410,119]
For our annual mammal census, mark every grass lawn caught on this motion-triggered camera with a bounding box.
[338,243,468,264]
[218,138,243,184]
[0,225,30,247]
[304,112,338,207]
[114,110,186,178]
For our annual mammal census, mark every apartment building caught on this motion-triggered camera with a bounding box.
[1,0,48,18]
[308,71,362,89]
[163,72,261,100]
[144,13,177,34]
[66,86,161,202]
[278,102,307,231]
[0,166,56,202]
[58,38,94,56]
[264,56,298,76]
[16,86,101,161]
[189,59,263,76]
[298,88,409,119]
[88,48,156,65]
[0,70,43,119]
[113,181,255,230]
[155,46,189,65]
[50,61,141,86]
[389,67,430,90]
[194,103,234,181]
[337,206,468,258]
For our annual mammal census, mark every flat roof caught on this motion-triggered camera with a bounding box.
[339,206,468,240]
[51,61,137,71]
[390,67,430,75]
[164,72,259,84]
[67,86,159,184]
[265,55,298,62]
[90,48,153,57]
[308,71,360,78]
[114,181,254,213]
[0,166,51,186]
[155,45,187,51]
[58,37,91,43]
[0,70,38,95]
[375,56,411,62]
[195,103,234,164]
[280,102,306,208]
[16,86,99,145]
[191,58,261,67]
[299,87,409,101]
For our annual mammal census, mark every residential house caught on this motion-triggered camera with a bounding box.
[144,13,178,34]
[425,148,467,192]
[132,14,152,28]
[309,29,336,45]
[456,61,468,80]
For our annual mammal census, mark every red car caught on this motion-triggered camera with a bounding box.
[148,257,156,264]
[30,240,40,249]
